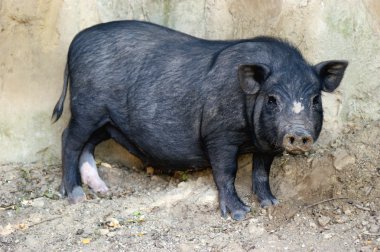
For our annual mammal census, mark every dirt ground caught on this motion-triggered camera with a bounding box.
[1,120,379,252]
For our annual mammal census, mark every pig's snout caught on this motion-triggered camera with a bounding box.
[283,132,313,154]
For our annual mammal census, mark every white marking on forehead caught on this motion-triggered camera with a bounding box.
[292,101,304,114]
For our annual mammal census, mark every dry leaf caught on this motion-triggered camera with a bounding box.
[18,223,28,230]
[81,238,91,244]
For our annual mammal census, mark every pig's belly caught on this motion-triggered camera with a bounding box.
[128,127,209,170]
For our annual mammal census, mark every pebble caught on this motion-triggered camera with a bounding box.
[101,162,112,169]
[333,150,355,171]
[318,216,331,227]
[196,187,217,205]
[178,243,196,252]
[225,242,245,252]
[343,206,352,215]
[309,221,318,229]
[369,224,379,233]
[146,167,154,175]
[323,233,334,239]
[30,198,45,208]
[334,215,349,224]
[98,228,109,235]
[105,217,120,228]
[248,221,266,238]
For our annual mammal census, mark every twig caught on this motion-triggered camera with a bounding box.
[354,204,371,211]
[362,232,380,236]
[365,186,373,196]
[28,216,63,228]
[0,204,17,211]
[303,197,350,210]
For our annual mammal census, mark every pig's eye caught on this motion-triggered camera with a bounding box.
[312,95,320,106]
[267,96,277,106]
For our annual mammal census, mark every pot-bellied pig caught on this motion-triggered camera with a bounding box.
[52,20,348,220]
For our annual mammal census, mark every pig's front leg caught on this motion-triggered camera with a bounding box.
[207,144,251,220]
[252,153,279,207]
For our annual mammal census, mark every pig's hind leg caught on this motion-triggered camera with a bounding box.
[61,119,104,204]
[79,124,146,193]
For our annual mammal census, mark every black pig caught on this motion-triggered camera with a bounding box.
[52,20,348,220]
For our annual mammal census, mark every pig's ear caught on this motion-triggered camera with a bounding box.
[315,60,348,92]
[238,64,271,95]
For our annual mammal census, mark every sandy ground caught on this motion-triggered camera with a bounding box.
[1,120,379,252]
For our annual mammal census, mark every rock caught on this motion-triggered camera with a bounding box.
[100,162,112,169]
[225,242,245,252]
[98,228,109,235]
[334,215,349,224]
[178,243,196,252]
[105,217,120,228]
[333,150,355,171]
[146,166,154,175]
[30,198,45,208]
[323,233,334,239]
[342,206,352,215]
[318,216,331,227]
[248,221,266,238]
[196,187,217,205]
[309,221,318,229]
[369,224,379,233]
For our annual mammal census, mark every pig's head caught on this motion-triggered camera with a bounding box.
[239,60,348,154]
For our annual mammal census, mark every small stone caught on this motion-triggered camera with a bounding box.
[196,188,217,205]
[146,166,154,175]
[343,206,352,215]
[309,221,318,229]
[105,217,120,228]
[98,228,109,235]
[333,150,355,171]
[76,229,84,235]
[334,215,349,224]
[248,222,266,238]
[106,232,116,237]
[225,242,245,252]
[178,243,196,252]
[369,224,379,233]
[30,198,45,208]
[318,216,331,227]
[101,162,112,169]
[323,233,334,239]
[151,175,167,183]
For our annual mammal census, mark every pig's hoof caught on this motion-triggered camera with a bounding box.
[59,183,66,197]
[68,186,86,204]
[231,207,251,221]
[88,180,109,194]
[260,197,279,208]
[221,203,251,221]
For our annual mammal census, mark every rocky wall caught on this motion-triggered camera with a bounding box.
[0,0,379,164]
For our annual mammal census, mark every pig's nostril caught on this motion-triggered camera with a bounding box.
[289,137,295,145]
[302,136,313,145]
